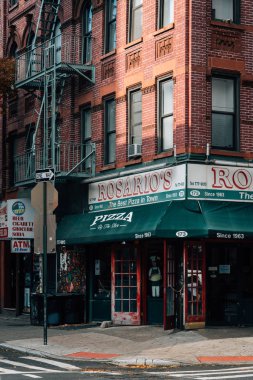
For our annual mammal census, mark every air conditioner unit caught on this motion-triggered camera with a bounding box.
[128,144,142,158]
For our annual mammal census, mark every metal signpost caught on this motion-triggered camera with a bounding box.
[31,169,58,345]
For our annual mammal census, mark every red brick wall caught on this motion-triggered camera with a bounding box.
[3,0,253,188]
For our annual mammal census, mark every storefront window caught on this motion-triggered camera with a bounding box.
[32,254,56,294]
[23,255,32,313]
[57,247,86,294]
[32,254,43,294]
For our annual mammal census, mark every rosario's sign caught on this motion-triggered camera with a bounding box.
[89,165,186,211]
[188,164,253,202]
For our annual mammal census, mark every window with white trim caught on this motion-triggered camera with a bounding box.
[212,0,240,23]
[212,76,239,150]
[129,0,143,42]
[158,0,174,29]
[158,78,173,152]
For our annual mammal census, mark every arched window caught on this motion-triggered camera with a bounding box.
[82,1,92,63]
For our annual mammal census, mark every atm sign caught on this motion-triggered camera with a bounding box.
[11,239,31,253]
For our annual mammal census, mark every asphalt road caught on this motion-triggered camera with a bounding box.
[1,347,253,379]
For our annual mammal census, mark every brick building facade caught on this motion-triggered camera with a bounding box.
[1,0,253,328]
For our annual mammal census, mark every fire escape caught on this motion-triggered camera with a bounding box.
[14,0,96,185]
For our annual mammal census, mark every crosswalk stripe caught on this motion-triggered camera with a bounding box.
[155,366,253,374]
[0,359,62,372]
[81,370,122,376]
[22,375,42,379]
[200,374,253,380]
[147,367,253,378]
[22,356,80,370]
[171,370,253,378]
[0,367,21,374]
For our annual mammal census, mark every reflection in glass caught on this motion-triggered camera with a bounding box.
[123,300,129,312]
[130,300,137,312]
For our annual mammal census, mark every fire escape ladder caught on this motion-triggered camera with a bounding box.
[14,0,97,185]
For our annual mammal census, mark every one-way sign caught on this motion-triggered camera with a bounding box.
[36,168,55,182]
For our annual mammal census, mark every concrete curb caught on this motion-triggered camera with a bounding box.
[113,357,181,367]
[0,343,184,367]
[0,343,62,360]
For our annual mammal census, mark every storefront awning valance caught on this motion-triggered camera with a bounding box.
[56,201,207,245]
[57,201,253,245]
[199,201,253,239]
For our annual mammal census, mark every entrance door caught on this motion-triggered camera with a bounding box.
[112,245,140,325]
[89,249,111,322]
[185,242,206,327]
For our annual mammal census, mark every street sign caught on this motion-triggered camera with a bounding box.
[33,213,57,253]
[31,182,58,213]
[36,168,55,182]
[31,182,58,253]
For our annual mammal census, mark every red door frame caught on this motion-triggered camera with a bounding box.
[184,241,206,325]
[163,240,176,330]
[141,243,148,324]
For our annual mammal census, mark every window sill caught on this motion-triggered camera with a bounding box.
[100,163,116,171]
[154,150,174,160]
[101,49,116,61]
[210,20,245,31]
[210,148,243,157]
[125,37,143,50]
[153,23,175,37]
[83,60,92,66]
[125,157,142,165]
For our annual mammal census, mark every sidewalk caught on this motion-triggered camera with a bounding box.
[1,311,253,367]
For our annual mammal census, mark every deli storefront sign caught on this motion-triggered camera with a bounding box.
[188,164,253,202]
[11,239,31,253]
[0,199,34,240]
[89,165,186,211]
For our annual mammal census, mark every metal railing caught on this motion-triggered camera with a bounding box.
[14,142,95,184]
[15,33,88,84]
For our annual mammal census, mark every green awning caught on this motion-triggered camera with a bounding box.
[200,201,253,239]
[56,201,207,245]
[157,200,207,238]
[57,201,253,245]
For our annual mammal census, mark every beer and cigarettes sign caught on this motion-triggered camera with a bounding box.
[0,199,34,240]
